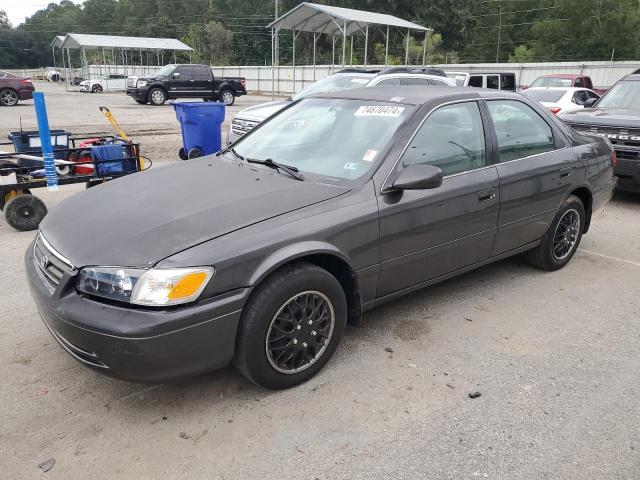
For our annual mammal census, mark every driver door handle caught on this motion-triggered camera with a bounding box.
[478,189,496,203]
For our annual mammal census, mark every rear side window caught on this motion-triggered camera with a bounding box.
[192,66,212,80]
[572,90,589,105]
[487,100,556,162]
[402,78,431,86]
[468,76,483,87]
[486,75,499,89]
[376,78,402,86]
[402,101,486,176]
[574,77,584,87]
[500,74,516,91]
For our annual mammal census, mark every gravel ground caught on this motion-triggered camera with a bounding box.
[0,84,639,479]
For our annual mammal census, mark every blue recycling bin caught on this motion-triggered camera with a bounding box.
[170,101,225,160]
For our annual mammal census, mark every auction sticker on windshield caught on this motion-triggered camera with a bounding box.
[354,105,405,117]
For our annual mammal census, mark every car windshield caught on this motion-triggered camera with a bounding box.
[530,77,572,88]
[156,65,176,77]
[231,98,413,183]
[523,89,565,102]
[291,74,372,101]
[596,81,640,109]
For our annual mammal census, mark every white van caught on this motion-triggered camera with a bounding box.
[446,72,517,91]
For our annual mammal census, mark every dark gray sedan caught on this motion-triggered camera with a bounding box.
[26,87,616,389]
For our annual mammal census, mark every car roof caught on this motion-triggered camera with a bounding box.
[524,87,588,92]
[622,74,640,81]
[309,85,521,106]
[540,74,581,78]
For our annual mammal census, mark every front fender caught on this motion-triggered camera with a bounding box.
[249,241,353,286]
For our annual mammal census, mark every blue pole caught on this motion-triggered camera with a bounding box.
[33,92,58,191]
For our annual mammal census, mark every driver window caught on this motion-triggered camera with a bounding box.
[401,102,487,176]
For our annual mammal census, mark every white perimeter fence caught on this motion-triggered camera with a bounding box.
[5,60,640,95]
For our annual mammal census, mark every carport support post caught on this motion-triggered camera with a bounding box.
[350,36,353,65]
[312,32,317,82]
[342,20,347,66]
[331,35,335,70]
[385,26,389,66]
[271,27,275,101]
[292,29,296,95]
[405,28,410,65]
[364,25,369,67]
[422,30,429,66]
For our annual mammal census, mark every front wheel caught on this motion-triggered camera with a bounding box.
[134,99,147,105]
[234,262,347,389]
[220,89,235,106]
[526,194,585,271]
[148,88,167,106]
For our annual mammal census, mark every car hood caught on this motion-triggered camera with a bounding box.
[40,158,349,268]
[560,108,640,128]
[235,100,291,122]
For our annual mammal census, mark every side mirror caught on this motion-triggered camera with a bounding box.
[391,164,443,190]
[583,98,598,108]
[172,72,181,78]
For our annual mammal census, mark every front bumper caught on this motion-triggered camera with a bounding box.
[25,240,248,382]
[614,154,640,193]
[126,87,149,100]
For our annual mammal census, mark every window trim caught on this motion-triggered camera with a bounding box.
[381,99,491,192]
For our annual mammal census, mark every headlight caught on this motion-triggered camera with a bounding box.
[136,79,148,87]
[77,266,214,306]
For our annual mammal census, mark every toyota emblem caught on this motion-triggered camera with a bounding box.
[40,254,49,269]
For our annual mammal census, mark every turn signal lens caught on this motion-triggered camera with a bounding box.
[611,150,617,167]
[549,107,561,115]
[131,267,214,306]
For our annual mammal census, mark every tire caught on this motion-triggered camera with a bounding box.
[0,88,19,106]
[91,84,103,93]
[525,194,585,271]
[220,89,235,106]
[234,262,347,389]
[4,194,47,231]
[187,148,203,159]
[148,88,167,106]
[135,99,147,105]
[178,147,188,160]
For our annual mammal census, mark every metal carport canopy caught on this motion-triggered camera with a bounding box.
[266,2,428,36]
[57,33,192,51]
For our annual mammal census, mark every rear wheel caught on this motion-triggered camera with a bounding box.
[234,262,347,389]
[526,194,585,271]
[4,194,47,231]
[220,89,235,106]
[187,148,203,159]
[0,88,19,106]
[91,84,103,93]
[149,88,167,106]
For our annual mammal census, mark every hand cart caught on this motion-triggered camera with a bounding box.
[0,138,149,231]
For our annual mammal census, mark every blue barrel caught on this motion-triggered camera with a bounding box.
[8,129,70,167]
[170,101,225,159]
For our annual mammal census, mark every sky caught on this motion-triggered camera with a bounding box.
[1,0,83,27]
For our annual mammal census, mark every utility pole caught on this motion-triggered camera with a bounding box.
[274,0,279,66]
[496,6,502,63]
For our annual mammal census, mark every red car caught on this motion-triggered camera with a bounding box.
[528,74,606,95]
[0,71,35,106]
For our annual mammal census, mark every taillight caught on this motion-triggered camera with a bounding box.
[241,79,246,88]
[548,107,561,115]
[20,78,32,84]
[611,150,617,167]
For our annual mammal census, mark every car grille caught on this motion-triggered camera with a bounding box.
[231,118,260,137]
[126,77,136,88]
[33,233,73,285]
[568,123,640,147]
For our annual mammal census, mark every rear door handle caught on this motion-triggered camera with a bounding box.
[478,189,496,202]
[560,167,572,178]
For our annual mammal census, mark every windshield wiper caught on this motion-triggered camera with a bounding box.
[218,147,245,161]
[246,158,304,181]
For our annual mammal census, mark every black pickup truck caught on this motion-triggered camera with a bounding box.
[560,74,640,193]
[126,64,246,106]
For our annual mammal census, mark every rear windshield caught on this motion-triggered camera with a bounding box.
[529,77,572,88]
[523,89,565,102]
